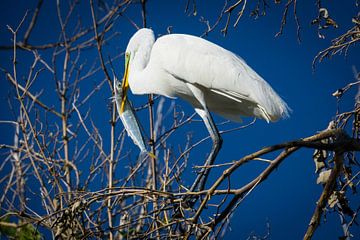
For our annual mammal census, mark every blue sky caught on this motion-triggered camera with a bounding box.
[0,1,359,239]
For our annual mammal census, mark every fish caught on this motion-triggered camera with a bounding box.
[113,76,148,153]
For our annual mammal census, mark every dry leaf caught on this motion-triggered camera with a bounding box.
[316,169,332,184]
[328,191,338,208]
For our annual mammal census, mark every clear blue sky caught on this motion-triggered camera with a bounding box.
[0,1,359,239]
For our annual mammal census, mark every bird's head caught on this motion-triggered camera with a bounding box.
[120,28,155,113]
[125,28,155,62]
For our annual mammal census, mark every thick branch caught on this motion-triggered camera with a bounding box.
[303,153,343,240]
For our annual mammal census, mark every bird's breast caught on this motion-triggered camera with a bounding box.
[157,73,193,99]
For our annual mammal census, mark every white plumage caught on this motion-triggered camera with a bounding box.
[125,28,289,123]
[120,28,290,192]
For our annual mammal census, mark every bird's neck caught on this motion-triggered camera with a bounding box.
[128,43,155,95]
[131,49,151,72]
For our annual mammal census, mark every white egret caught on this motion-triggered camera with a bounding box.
[120,28,289,192]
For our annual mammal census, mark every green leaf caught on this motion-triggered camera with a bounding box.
[17,223,41,240]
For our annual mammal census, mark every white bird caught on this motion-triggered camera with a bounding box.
[120,28,289,192]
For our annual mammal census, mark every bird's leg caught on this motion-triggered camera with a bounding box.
[189,107,223,192]
[181,83,223,209]
[180,107,222,210]
[184,83,224,192]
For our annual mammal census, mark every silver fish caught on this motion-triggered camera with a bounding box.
[114,76,147,153]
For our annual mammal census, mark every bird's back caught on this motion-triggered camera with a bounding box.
[148,33,290,122]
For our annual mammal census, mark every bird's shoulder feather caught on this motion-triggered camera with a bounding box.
[148,33,290,121]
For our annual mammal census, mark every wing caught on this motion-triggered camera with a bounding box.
[151,34,289,121]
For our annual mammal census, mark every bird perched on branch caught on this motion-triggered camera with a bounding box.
[119,28,289,192]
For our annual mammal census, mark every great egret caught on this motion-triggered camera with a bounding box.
[120,28,289,192]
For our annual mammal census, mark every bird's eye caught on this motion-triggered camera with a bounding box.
[125,52,130,58]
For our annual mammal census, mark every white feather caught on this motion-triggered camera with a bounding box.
[126,28,290,122]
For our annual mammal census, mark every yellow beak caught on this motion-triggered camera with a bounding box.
[120,53,130,113]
